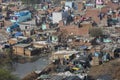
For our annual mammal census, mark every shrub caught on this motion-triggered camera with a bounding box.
[0,69,19,80]
[89,27,103,37]
[8,4,15,7]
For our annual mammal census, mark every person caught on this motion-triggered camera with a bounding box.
[107,15,112,27]
[91,20,97,27]
[98,12,105,21]
[63,18,67,26]
[82,1,86,10]
[78,21,82,28]
[25,26,27,29]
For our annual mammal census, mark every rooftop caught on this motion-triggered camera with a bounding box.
[14,43,31,47]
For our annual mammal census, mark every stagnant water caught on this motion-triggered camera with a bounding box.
[12,56,49,79]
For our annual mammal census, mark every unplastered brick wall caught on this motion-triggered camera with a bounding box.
[101,7,109,13]
[60,23,92,36]
[85,9,100,24]
[107,1,120,10]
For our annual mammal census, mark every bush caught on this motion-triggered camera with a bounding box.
[0,68,19,80]
[8,4,15,7]
[89,27,103,37]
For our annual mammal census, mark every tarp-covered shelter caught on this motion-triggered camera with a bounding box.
[7,23,19,32]
[42,24,47,30]
[14,31,23,38]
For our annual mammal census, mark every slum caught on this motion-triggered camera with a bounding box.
[0,0,120,80]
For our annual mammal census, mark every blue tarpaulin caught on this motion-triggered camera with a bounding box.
[10,23,19,29]
[42,24,47,30]
[14,32,23,38]
[102,53,109,62]
[10,10,31,23]
[94,52,100,57]
[62,11,69,19]
[103,39,112,43]
[80,45,88,49]
[15,10,30,16]
[7,23,19,32]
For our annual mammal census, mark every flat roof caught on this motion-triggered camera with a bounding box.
[14,44,31,47]
[53,50,79,55]
[33,41,48,45]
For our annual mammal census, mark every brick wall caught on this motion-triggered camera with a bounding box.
[107,1,119,10]
[85,9,100,24]
[60,23,92,36]
[101,7,109,13]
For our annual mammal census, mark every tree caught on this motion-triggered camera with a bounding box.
[3,47,17,70]
[0,68,19,80]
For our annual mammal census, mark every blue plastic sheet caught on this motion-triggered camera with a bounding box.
[94,52,100,57]
[103,39,112,43]
[7,23,19,32]
[102,54,107,61]
[15,11,30,16]
[14,32,23,38]
[80,45,87,49]
[42,24,47,30]
[11,10,31,23]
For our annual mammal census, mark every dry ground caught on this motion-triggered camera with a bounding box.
[88,59,120,80]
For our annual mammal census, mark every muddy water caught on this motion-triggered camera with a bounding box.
[12,56,49,79]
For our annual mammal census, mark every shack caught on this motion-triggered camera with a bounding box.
[32,41,50,54]
[8,36,31,45]
[13,43,31,56]
[51,50,79,60]
[25,47,39,56]
[8,38,18,45]
[33,41,48,48]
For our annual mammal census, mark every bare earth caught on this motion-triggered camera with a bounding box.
[88,59,120,80]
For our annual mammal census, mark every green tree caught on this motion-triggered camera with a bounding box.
[2,48,17,70]
[21,0,38,4]
[0,68,19,80]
